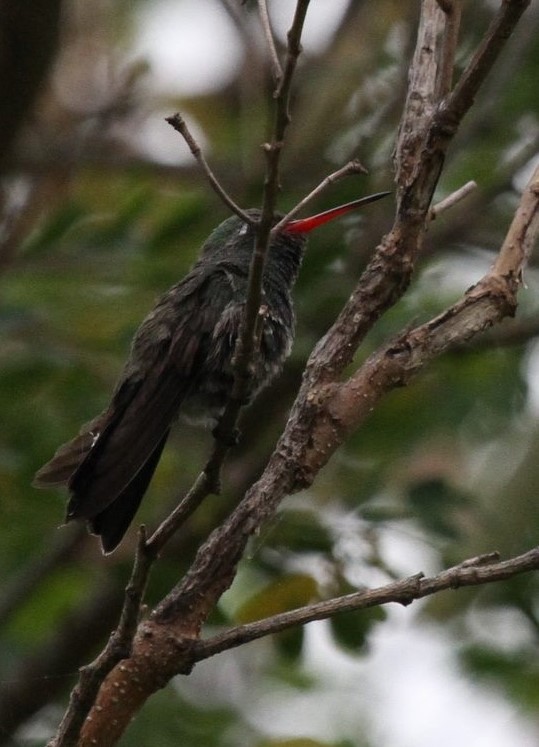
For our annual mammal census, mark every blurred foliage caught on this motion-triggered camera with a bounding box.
[0,1,539,746]
[121,687,239,747]
[329,605,387,655]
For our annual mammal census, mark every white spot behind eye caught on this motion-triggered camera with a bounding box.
[238,224,248,236]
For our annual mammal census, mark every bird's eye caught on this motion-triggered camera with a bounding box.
[238,224,248,236]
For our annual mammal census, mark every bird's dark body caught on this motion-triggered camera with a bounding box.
[34,210,306,552]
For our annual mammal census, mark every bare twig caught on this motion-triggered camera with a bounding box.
[195,547,539,660]
[442,0,531,124]
[271,159,368,234]
[150,0,315,592]
[274,0,310,101]
[436,0,463,97]
[429,180,477,218]
[165,114,253,225]
[223,0,312,424]
[257,0,283,84]
[146,470,213,553]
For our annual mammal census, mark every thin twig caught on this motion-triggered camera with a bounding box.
[437,0,463,97]
[146,471,213,554]
[429,180,477,218]
[257,0,283,84]
[150,0,314,603]
[223,0,312,421]
[274,0,311,101]
[194,546,539,660]
[442,0,531,123]
[165,114,253,225]
[271,159,368,234]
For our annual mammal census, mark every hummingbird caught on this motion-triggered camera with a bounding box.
[33,192,389,553]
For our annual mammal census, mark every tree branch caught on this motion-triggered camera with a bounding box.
[165,113,253,225]
[429,180,477,218]
[442,0,531,126]
[436,0,463,97]
[257,0,282,84]
[194,547,539,660]
[217,0,312,463]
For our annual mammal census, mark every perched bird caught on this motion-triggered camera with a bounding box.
[34,193,388,552]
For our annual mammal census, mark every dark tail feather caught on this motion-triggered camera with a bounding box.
[89,432,169,553]
[68,367,188,520]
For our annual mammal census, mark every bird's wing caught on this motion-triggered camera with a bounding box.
[32,411,110,488]
[66,267,232,522]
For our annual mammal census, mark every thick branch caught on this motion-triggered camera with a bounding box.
[395,0,446,188]
[304,162,539,474]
